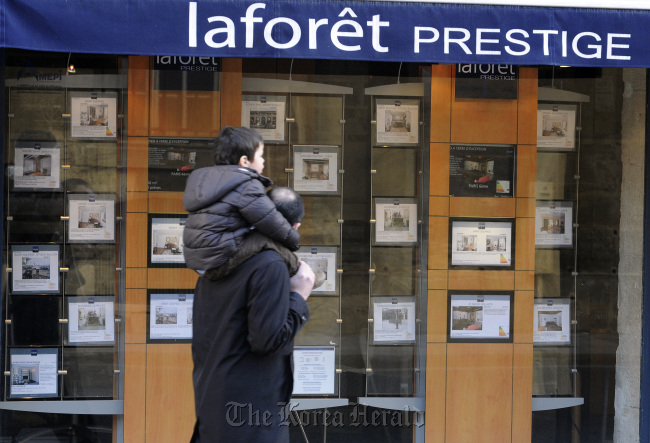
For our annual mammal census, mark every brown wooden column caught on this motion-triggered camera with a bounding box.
[425,65,537,443]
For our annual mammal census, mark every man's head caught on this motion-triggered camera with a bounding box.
[213,126,264,174]
[268,187,304,229]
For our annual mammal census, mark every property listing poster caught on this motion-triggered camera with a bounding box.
[293,146,338,194]
[375,200,418,244]
[373,297,416,343]
[294,247,337,294]
[449,294,511,340]
[449,144,515,198]
[292,346,336,395]
[70,92,117,139]
[376,103,419,145]
[533,299,571,345]
[149,293,194,340]
[9,348,59,398]
[535,201,573,248]
[12,245,59,294]
[147,138,213,192]
[451,220,513,267]
[68,194,115,242]
[68,297,115,345]
[13,142,61,190]
[537,104,577,151]
[150,217,186,265]
[242,97,286,142]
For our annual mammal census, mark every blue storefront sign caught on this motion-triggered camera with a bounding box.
[3,0,650,67]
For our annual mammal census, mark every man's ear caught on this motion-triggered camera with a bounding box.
[292,222,301,230]
[238,155,249,167]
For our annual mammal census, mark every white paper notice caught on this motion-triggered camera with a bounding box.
[292,347,335,395]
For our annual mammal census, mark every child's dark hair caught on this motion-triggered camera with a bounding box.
[213,126,263,166]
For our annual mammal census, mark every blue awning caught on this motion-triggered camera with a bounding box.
[3,0,650,67]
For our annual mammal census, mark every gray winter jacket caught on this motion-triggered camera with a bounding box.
[182,165,300,272]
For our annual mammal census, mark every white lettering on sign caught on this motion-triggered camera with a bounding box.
[187,2,632,62]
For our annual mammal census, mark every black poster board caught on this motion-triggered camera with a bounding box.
[449,144,516,198]
[455,64,518,100]
[148,138,213,192]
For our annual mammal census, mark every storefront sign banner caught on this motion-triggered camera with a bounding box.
[4,0,650,67]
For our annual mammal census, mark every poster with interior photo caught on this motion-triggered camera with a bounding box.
[293,146,338,194]
[148,215,186,266]
[147,138,213,192]
[148,292,194,342]
[450,219,514,268]
[68,194,115,243]
[372,297,416,344]
[537,104,577,151]
[12,245,59,294]
[533,298,571,345]
[69,91,117,139]
[375,198,418,244]
[294,247,337,294]
[9,348,59,398]
[67,296,115,345]
[448,293,513,342]
[13,141,61,191]
[449,144,516,198]
[242,96,286,142]
[535,201,573,248]
[376,102,419,145]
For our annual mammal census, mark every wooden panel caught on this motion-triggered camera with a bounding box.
[429,196,449,216]
[124,344,146,443]
[451,75,518,145]
[512,344,534,442]
[516,144,537,198]
[430,65,452,143]
[221,58,243,127]
[425,343,446,443]
[448,270,514,291]
[427,290,448,343]
[125,289,147,344]
[149,192,186,214]
[127,56,150,136]
[449,197,516,218]
[515,217,535,271]
[428,216,449,270]
[428,270,448,290]
[126,268,147,289]
[514,290,534,343]
[145,344,195,443]
[516,197,535,218]
[148,268,198,289]
[517,67,539,146]
[430,143,450,196]
[126,137,149,192]
[126,191,148,213]
[515,270,535,291]
[126,212,148,268]
[446,344,513,443]
[150,90,221,138]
